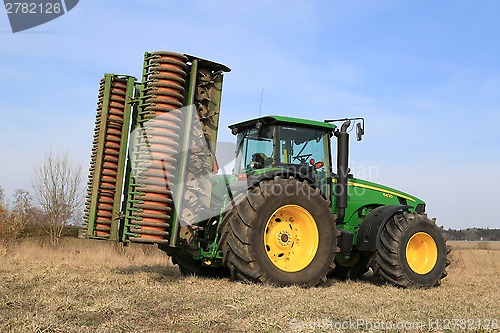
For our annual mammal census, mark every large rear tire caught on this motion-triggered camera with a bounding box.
[369,211,450,288]
[219,177,339,287]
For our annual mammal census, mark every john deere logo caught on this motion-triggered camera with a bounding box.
[4,0,79,33]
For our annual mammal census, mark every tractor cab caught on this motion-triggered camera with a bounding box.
[229,116,336,195]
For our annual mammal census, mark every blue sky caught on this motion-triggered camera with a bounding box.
[0,1,499,229]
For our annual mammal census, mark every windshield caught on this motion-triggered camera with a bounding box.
[279,126,326,167]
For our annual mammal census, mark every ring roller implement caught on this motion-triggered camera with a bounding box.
[84,51,230,246]
[83,74,135,240]
[122,51,189,244]
[122,52,230,246]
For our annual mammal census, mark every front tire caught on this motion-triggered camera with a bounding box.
[369,211,450,288]
[219,177,339,287]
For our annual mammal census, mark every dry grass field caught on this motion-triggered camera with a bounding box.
[0,239,498,333]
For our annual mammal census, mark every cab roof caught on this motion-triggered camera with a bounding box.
[229,115,336,133]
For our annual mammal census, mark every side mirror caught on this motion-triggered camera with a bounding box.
[356,122,364,141]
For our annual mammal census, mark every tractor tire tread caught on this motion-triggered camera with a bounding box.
[369,211,449,288]
[218,177,338,287]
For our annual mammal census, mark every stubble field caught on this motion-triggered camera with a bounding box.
[0,239,498,333]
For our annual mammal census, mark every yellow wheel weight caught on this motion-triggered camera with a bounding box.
[264,205,319,272]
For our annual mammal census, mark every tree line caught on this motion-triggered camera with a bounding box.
[444,228,500,241]
[0,150,84,246]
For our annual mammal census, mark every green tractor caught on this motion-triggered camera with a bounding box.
[83,51,450,288]
[173,115,449,287]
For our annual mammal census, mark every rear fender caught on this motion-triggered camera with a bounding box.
[246,169,315,190]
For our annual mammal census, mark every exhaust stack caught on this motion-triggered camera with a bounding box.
[334,120,351,224]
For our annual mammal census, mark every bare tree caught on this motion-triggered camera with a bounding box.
[13,189,32,227]
[0,186,8,241]
[31,150,84,245]
[0,186,26,245]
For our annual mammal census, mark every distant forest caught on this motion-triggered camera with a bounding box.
[444,228,500,241]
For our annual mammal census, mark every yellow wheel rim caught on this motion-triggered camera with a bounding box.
[264,204,319,272]
[405,232,438,274]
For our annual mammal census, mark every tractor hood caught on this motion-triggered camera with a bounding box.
[346,177,426,210]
